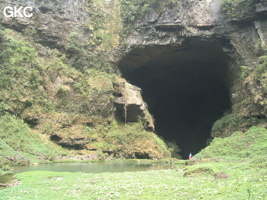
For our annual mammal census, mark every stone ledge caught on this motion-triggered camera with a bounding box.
[155,23,185,31]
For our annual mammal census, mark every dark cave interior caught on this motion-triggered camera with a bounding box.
[118,37,233,159]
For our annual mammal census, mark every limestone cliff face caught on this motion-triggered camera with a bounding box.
[0,0,154,125]
[0,0,88,48]
[121,0,267,59]
[1,0,267,158]
[0,0,163,159]
[117,0,267,140]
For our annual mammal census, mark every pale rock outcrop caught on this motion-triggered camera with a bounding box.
[114,79,154,130]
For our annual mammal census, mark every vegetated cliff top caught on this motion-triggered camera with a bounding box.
[221,0,267,21]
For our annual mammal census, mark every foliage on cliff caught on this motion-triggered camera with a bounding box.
[232,48,267,117]
[221,0,267,20]
[0,28,115,118]
[197,126,267,160]
[91,121,171,159]
[119,0,182,24]
[210,113,264,138]
[211,42,267,138]
[0,9,171,163]
[119,0,181,37]
[66,0,118,71]
[0,114,64,172]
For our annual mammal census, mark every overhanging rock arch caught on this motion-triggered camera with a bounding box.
[116,35,235,158]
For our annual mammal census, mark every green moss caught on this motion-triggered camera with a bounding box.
[119,0,181,24]
[118,0,182,41]
[221,0,267,20]
[91,121,171,159]
[197,126,267,159]
[0,27,121,164]
[211,113,237,137]
[0,30,53,114]
[0,28,117,118]
[0,114,65,171]
[211,113,263,138]
[232,50,267,118]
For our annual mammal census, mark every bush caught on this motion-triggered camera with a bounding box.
[120,0,150,24]
[0,29,53,114]
[197,126,267,160]
[221,0,267,20]
[90,122,171,159]
[211,113,241,138]
[211,112,262,138]
[221,0,255,19]
[66,32,112,72]
[0,114,64,167]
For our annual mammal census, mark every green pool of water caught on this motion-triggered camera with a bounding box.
[12,161,174,174]
[0,161,174,185]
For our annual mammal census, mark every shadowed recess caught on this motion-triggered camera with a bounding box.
[118,37,233,159]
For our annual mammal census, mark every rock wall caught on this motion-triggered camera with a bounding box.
[0,0,163,158]
[1,0,267,157]
[116,0,267,143]
[114,79,154,130]
[0,0,88,48]
[2,0,267,120]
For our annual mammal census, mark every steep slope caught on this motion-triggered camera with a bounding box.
[0,0,267,163]
[116,0,267,157]
[0,0,172,170]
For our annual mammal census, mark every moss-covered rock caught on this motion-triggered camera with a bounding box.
[197,126,267,159]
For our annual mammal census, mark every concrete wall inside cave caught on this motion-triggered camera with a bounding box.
[118,37,234,158]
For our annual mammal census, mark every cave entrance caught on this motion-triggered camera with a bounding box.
[118,37,233,159]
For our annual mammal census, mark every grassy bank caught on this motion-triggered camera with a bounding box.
[1,126,267,199]
[198,126,267,160]
[0,159,266,199]
[0,114,66,175]
[0,26,172,165]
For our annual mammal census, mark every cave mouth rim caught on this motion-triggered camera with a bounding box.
[117,39,233,159]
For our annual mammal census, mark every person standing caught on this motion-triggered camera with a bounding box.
[189,153,192,159]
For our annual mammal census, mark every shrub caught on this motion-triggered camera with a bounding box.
[197,126,267,160]
[221,0,255,19]
[91,122,171,159]
[0,114,64,167]
[221,0,267,20]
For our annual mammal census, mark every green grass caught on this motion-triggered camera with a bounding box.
[1,126,267,199]
[88,121,171,159]
[197,126,267,160]
[0,160,267,199]
[0,114,65,172]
